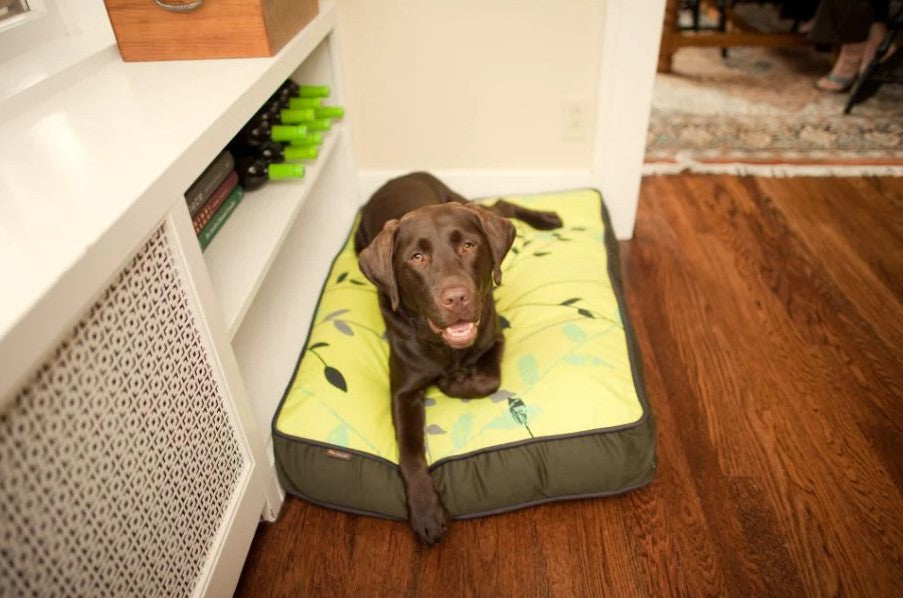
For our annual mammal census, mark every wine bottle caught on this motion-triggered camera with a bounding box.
[297,84,330,98]
[269,124,309,143]
[235,156,304,191]
[288,97,323,110]
[313,106,344,119]
[278,108,316,124]
[272,80,300,105]
[303,119,331,132]
[232,121,307,148]
[288,132,324,146]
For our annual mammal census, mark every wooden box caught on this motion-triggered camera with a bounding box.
[103,0,319,61]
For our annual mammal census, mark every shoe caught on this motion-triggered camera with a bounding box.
[816,72,858,92]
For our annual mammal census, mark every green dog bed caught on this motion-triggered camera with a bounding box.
[273,189,656,519]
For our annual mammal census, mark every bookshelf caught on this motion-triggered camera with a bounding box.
[0,1,359,594]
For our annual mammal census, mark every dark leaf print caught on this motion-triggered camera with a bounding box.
[508,397,534,437]
[426,424,446,434]
[560,298,581,306]
[323,308,350,322]
[499,315,511,329]
[533,251,550,257]
[508,397,528,426]
[577,308,595,319]
[336,272,348,283]
[333,320,353,336]
[308,342,329,350]
[324,366,347,392]
[489,389,514,403]
[349,278,367,286]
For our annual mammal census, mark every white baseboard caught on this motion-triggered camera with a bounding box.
[357,169,636,239]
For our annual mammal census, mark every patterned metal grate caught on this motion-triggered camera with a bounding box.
[0,226,246,596]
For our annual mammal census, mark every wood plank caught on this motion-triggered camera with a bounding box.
[235,174,903,597]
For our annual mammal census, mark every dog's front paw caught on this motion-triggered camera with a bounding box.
[409,499,449,545]
[533,210,563,230]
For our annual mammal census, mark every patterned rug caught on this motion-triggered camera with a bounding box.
[645,44,903,175]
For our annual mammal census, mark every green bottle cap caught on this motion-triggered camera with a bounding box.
[268,163,305,180]
[305,119,331,131]
[297,85,330,98]
[283,145,319,161]
[289,132,324,146]
[288,97,323,109]
[270,125,308,142]
[314,106,344,119]
[279,108,315,123]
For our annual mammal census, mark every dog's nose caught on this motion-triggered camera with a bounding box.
[440,286,470,311]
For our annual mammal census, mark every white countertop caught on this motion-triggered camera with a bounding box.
[0,2,336,344]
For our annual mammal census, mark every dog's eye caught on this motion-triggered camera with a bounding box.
[409,252,425,263]
[460,241,476,254]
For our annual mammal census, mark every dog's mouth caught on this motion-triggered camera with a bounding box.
[428,318,480,348]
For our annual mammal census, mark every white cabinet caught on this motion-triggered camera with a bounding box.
[0,2,357,595]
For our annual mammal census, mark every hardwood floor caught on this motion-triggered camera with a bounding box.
[235,175,903,597]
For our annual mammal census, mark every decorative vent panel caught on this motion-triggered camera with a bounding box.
[0,226,247,597]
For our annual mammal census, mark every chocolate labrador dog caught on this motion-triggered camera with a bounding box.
[355,172,561,544]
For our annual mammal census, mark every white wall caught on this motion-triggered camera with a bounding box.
[335,0,604,170]
[335,0,666,239]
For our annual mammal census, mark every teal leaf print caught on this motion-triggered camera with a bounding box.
[333,320,353,336]
[518,354,539,386]
[563,354,606,366]
[563,354,589,365]
[451,413,474,450]
[562,322,588,343]
[326,424,349,447]
[426,424,446,435]
[324,308,350,321]
[560,298,581,306]
[324,366,347,392]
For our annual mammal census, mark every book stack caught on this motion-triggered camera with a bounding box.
[184,150,243,251]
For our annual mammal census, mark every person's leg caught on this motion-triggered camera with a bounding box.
[809,0,881,91]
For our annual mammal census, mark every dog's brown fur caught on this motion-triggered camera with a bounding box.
[356,172,561,543]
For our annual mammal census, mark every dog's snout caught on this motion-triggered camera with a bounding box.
[440,286,470,311]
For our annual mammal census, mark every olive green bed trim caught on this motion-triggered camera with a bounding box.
[272,189,656,520]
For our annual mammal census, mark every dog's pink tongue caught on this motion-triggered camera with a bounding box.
[445,321,475,338]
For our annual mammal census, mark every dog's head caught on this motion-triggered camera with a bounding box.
[359,203,515,349]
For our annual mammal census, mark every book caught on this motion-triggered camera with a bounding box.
[185,150,234,216]
[192,171,239,233]
[198,185,244,251]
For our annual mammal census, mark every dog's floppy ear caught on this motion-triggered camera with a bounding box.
[358,219,401,311]
[463,204,516,285]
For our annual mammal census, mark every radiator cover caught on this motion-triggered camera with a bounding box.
[0,226,247,596]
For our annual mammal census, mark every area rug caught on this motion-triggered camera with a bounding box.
[645,44,903,175]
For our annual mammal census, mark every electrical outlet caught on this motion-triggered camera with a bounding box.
[561,100,590,141]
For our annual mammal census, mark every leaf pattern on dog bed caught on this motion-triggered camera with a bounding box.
[276,190,644,466]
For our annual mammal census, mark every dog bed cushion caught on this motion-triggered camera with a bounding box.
[273,189,656,519]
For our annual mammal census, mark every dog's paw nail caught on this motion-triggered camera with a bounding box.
[411,505,449,545]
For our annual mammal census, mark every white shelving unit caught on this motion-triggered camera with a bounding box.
[204,124,345,337]
[0,1,359,594]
